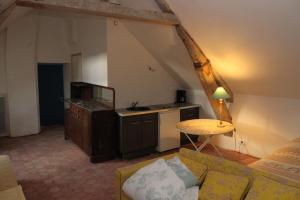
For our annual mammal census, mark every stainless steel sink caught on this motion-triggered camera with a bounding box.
[126,106,151,111]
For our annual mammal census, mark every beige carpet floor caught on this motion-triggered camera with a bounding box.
[0,127,257,200]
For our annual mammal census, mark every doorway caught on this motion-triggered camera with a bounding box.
[38,64,64,126]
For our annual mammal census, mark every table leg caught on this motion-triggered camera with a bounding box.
[211,143,223,157]
[184,133,223,157]
[184,133,198,150]
[197,136,211,151]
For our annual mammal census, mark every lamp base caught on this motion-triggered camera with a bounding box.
[217,120,225,128]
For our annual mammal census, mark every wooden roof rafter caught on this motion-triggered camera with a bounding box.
[12,0,179,25]
[155,0,234,126]
[0,0,16,26]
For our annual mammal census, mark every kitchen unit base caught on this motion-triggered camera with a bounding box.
[118,113,158,159]
[65,102,117,163]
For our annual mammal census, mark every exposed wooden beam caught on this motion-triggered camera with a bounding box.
[155,0,233,125]
[15,0,179,26]
[0,0,16,26]
[176,25,232,123]
[154,0,174,14]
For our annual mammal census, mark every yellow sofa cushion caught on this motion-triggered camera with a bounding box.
[0,155,18,191]
[199,170,249,200]
[0,186,26,200]
[245,176,300,200]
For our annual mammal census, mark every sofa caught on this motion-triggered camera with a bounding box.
[0,155,26,200]
[250,138,300,183]
[116,148,300,200]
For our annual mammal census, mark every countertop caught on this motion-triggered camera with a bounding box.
[65,99,114,112]
[116,103,200,117]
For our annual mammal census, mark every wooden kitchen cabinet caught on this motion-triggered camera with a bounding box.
[119,113,158,159]
[65,103,117,163]
[180,107,200,145]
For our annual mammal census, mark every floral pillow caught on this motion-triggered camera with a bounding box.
[122,159,186,200]
[166,156,199,188]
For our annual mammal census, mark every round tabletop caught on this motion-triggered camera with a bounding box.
[176,119,234,136]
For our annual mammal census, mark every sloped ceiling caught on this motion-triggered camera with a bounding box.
[2,0,300,99]
[166,0,300,99]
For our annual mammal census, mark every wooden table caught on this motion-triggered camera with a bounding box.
[176,119,234,156]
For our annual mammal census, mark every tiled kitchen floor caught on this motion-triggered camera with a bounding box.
[0,127,258,200]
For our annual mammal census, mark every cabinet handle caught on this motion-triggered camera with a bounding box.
[144,120,153,123]
[131,121,139,125]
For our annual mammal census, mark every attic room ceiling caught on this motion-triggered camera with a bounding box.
[166,0,300,99]
[2,0,299,99]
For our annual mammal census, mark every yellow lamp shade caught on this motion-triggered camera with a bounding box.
[213,87,230,100]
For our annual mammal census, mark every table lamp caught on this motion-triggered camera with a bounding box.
[213,86,230,127]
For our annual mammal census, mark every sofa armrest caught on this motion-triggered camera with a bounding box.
[0,185,26,200]
[0,155,18,191]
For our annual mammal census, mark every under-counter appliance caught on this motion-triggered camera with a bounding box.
[157,109,180,152]
[176,90,187,104]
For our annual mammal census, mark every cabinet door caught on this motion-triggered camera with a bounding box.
[79,108,91,155]
[92,111,116,156]
[180,107,200,145]
[180,107,199,121]
[122,116,142,153]
[141,114,158,149]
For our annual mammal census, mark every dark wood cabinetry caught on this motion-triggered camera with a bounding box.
[180,107,200,145]
[119,113,158,159]
[65,103,117,163]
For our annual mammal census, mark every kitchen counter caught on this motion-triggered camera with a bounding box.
[65,99,113,112]
[116,103,200,117]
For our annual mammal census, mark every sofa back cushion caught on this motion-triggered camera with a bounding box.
[199,170,249,200]
[245,176,300,200]
[179,148,255,179]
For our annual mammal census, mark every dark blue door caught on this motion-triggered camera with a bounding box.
[38,64,64,126]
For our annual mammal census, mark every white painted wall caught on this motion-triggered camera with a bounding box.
[167,0,300,99]
[165,0,300,158]
[0,30,9,136]
[36,14,70,63]
[107,19,183,108]
[6,14,40,137]
[188,90,300,158]
[0,30,7,94]
[69,17,108,86]
[122,21,201,90]
[209,95,300,158]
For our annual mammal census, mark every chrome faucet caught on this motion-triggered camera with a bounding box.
[131,101,139,108]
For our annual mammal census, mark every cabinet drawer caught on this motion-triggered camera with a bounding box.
[180,107,199,121]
